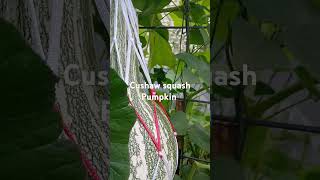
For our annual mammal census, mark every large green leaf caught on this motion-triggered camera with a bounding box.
[212,0,240,44]
[0,19,85,179]
[190,3,209,25]
[132,0,171,16]
[294,66,320,100]
[193,171,210,180]
[149,31,176,68]
[171,111,189,135]
[182,68,200,84]
[170,12,184,26]
[188,124,210,152]
[176,53,210,84]
[173,175,183,180]
[109,69,136,179]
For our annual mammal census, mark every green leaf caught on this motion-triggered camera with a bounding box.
[254,81,275,96]
[176,53,210,84]
[193,172,210,180]
[155,28,169,41]
[300,167,320,180]
[0,19,85,179]
[182,68,199,84]
[260,22,279,40]
[190,3,209,24]
[294,66,320,100]
[176,53,199,68]
[0,140,86,180]
[190,29,205,45]
[138,14,162,27]
[149,31,176,68]
[109,69,136,179]
[213,157,244,180]
[0,19,26,60]
[212,84,235,98]
[170,12,184,26]
[188,124,210,152]
[265,149,300,172]
[242,127,268,169]
[213,0,240,43]
[171,111,189,135]
[132,0,171,16]
[174,175,183,180]
[139,35,147,47]
[231,19,288,70]
[190,28,209,45]
[195,50,210,63]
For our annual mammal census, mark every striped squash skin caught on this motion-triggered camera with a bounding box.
[110,0,178,179]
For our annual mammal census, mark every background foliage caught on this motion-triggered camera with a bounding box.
[211,0,320,180]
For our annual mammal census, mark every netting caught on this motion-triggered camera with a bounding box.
[110,0,179,179]
[0,0,110,179]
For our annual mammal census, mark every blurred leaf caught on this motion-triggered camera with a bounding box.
[213,0,240,43]
[311,0,320,9]
[181,164,192,180]
[109,69,136,179]
[232,19,288,70]
[242,127,268,170]
[182,68,199,84]
[213,156,244,180]
[174,175,183,180]
[294,66,320,100]
[212,84,235,98]
[0,19,85,179]
[0,19,26,60]
[176,53,210,84]
[188,124,210,152]
[171,111,189,135]
[194,171,210,180]
[300,167,320,180]
[195,50,210,63]
[265,149,300,173]
[133,0,171,16]
[260,22,279,40]
[254,81,275,96]
[245,0,320,25]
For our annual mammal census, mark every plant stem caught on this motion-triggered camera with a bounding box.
[263,96,310,120]
[187,86,209,100]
